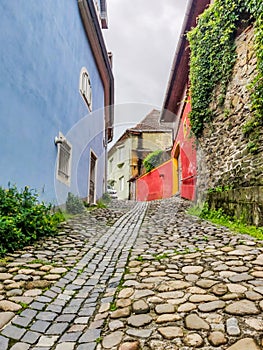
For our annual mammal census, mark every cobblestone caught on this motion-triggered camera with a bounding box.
[0,197,262,349]
[99,197,263,349]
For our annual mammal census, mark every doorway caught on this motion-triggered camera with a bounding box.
[89,151,97,204]
[174,145,181,194]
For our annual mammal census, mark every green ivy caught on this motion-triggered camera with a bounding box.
[187,0,263,137]
[244,0,263,135]
[143,150,166,173]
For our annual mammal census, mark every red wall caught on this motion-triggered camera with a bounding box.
[136,98,197,202]
[136,160,175,201]
[172,98,197,201]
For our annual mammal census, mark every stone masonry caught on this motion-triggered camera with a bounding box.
[0,197,262,349]
[196,25,263,225]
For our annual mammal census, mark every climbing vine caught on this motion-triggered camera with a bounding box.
[187,0,263,138]
[143,150,166,173]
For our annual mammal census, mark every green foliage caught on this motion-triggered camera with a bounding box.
[153,252,169,261]
[65,192,85,215]
[0,185,64,255]
[247,140,259,153]
[207,185,233,193]
[95,337,103,344]
[187,0,263,137]
[143,150,165,173]
[110,302,117,311]
[83,194,110,211]
[135,255,144,262]
[101,192,111,205]
[96,199,107,209]
[188,202,263,240]
[174,247,199,255]
[242,0,263,145]
[107,179,116,187]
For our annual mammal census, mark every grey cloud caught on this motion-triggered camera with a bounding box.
[104,0,188,140]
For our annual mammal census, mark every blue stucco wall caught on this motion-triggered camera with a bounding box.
[0,0,106,204]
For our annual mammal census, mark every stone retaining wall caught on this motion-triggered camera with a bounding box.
[207,186,263,226]
[196,25,263,226]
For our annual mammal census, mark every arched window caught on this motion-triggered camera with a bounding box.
[79,67,92,111]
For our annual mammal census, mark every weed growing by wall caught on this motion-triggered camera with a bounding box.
[0,185,64,255]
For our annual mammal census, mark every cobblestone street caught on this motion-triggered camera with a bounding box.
[0,197,263,349]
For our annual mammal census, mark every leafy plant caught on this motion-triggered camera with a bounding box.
[96,199,107,209]
[101,192,111,205]
[247,140,259,153]
[207,185,233,193]
[187,0,263,137]
[135,255,144,262]
[110,302,117,311]
[107,179,116,187]
[95,337,103,344]
[143,150,166,173]
[0,185,64,255]
[174,247,198,255]
[153,253,169,261]
[188,202,263,240]
[65,192,85,214]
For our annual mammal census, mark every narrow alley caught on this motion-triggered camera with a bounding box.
[0,197,262,350]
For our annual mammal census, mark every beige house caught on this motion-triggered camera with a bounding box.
[108,109,173,199]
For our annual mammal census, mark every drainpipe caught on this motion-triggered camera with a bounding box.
[104,127,108,194]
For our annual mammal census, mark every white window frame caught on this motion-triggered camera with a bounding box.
[79,67,92,111]
[56,132,72,186]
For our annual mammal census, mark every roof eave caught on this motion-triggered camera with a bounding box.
[78,0,114,142]
[160,0,210,123]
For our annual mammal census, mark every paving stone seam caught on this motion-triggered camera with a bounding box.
[0,202,148,350]
[53,202,148,348]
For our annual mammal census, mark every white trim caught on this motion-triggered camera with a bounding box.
[79,67,92,111]
[56,132,72,186]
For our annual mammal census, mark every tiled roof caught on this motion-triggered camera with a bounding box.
[108,109,172,155]
[129,109,172,132]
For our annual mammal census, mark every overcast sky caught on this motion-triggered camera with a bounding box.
[104,0,189,144]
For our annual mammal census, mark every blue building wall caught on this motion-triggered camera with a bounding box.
[0,0,106,204]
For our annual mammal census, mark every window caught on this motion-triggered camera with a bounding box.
[119,176,124,192]
[118,146,124,162]
[79,67,92,110]
[89,151,97,204]
[109,158,113,173]
[56,132,72,186]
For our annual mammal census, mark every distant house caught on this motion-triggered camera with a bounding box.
[108,110,172,200]
[0,0,114,205]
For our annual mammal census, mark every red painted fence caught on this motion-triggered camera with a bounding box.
[136,159,176,201]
